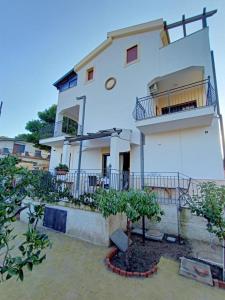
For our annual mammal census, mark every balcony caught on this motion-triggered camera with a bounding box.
[40,120,78,139]
[133,79,217,134]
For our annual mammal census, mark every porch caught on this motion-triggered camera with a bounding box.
[51,170,197,206]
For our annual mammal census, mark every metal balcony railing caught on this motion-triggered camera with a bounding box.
[133,79,217,121]
[40,120,78,139]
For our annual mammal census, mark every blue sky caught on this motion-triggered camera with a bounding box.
[0,0,224,137]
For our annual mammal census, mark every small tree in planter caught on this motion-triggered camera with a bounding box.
[55,163,69,175]
[96,189,164,270]
[188,182,225,281]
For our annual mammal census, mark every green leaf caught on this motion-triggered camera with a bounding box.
[27,262,33,271]
[18,269,24,281]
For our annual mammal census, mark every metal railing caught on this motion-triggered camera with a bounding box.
[133,79,217,121]
[40,120,77,139]
[47,169,200,205]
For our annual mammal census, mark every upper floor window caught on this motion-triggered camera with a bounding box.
[58,76,77,92]
[87,67,94,81]
[126,45,138,64]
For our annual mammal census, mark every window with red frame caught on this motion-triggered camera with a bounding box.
[87,68,94,81]
[126,45,138,64]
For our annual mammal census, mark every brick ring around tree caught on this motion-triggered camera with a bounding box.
[105,247,158,278]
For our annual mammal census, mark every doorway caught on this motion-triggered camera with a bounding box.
[119,152,130,189]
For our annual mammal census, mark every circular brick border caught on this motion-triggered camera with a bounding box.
[213,279,225,290]
[105,247,158,278]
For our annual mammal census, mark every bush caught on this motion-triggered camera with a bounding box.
[0,156,51,282]
[189,182,225,240]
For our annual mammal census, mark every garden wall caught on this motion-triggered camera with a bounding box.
[20,199,127,246]
[136,204,220,244]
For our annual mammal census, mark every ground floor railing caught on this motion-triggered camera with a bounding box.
[45,170,200,205]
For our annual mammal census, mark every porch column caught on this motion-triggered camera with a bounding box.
[110,135,120,171]
[62,140,71,167]
[110,131,131,170]
[110,131,131,190]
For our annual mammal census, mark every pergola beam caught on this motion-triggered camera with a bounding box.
[165,8,217,31]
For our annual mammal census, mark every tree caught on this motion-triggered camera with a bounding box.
[16,104,78,150]
[96,189,164,269]
[0,156,52,282]
[15,104,57,151]
[188,182,225,281]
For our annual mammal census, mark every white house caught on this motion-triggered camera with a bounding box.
[40,12,224,183]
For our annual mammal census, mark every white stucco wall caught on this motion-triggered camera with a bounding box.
[140,117,224,179]
[57,29,163,132]
[136,204,221,244]
[20,200,127,246]
[48,26,224,179]
[159,28,214,86]
[49,147,62,170]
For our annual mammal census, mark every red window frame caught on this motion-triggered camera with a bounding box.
[87,68,94,81]
[126,45,138,64]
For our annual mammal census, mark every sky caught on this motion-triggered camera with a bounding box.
[0,0,225,137]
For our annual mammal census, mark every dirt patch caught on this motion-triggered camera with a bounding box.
[111,234,192,272]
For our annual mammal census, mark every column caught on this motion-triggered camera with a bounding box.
[62,140,71,167]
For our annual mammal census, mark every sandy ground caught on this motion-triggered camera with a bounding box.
[0,221,224,300]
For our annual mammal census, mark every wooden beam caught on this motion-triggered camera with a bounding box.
[182,15,187,36]
[202,7,207,28]
[165,9,217,30]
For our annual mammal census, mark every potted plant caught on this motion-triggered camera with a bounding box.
[55,163,69,175]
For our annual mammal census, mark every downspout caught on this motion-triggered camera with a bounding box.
[140,132,145,189]
[211,51,225,281]
[140,131,145,243]
[76,95,86,197]
[211,51,225,168]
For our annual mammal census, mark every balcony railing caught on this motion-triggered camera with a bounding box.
[133,79,217,121]
[40,120,78,139]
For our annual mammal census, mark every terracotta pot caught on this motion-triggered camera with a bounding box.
[56,170,68,175]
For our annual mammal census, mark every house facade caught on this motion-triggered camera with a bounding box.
[0,137,50,170]
[40,15,224,180]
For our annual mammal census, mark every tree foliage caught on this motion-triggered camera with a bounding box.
[96,189,164,269]
[188,182,225,240]
[15,104,57,150]
[0,156,54,282]
[96,189,164,224]
[16,104,78,150]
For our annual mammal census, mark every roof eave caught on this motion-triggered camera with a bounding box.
[107,18,164,39]
[53,68,76,88]
[74,18,164,72]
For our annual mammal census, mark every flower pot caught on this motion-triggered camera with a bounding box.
[56,170,68,175]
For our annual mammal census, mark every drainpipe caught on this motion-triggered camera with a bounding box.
[140,131,145,243]
[211,51,225,168]
[140,132,145,189]
[76,95,86,197]
[211,51,225,281]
